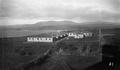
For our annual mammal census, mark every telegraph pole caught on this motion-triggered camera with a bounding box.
[98,28,102,54]
[99,28,101,48]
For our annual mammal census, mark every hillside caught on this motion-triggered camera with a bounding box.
[0,21,120,37]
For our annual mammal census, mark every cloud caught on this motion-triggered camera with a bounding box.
[0,0,120,25]
[105,0,120,11]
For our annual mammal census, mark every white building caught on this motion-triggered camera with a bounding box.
[83,32,92,37]
[27,32,69,42]
[68,33,84,39]
[27,37,53,42]
[68,33,76,37]
[74,34,84,39]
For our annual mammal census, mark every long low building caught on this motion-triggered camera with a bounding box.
[27,33,68,42]
[68,33,84,39]
[27,31,92,42]
[27,37,53,42]
[68,32,93,38]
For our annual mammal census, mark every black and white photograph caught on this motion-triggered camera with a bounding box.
[0,0,120,70]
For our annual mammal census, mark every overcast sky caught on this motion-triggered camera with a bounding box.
[0,0,120,25]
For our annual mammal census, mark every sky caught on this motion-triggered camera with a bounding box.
[0,0,120,25]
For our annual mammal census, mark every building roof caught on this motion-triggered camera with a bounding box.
[27,33,52,37]
[27,31,68,37]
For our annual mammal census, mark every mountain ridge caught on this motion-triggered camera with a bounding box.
[0,21,120,30]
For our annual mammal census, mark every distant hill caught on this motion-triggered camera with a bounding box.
[0,21,120,37]
[1,21,120,30]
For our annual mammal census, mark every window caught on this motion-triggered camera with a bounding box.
[27,37,33,41]
[39,38,42,40]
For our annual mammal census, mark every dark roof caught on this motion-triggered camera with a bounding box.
[27,31,68,37]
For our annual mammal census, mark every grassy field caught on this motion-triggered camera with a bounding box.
[0,28,120,70]
[56,30,100,56]
[102,28,120,46]
[26,55,101,70]
[0,36,54,70]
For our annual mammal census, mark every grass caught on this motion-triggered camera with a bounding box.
[56,34,100,56]
[1,28,120,70]
[0,36,54,69]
